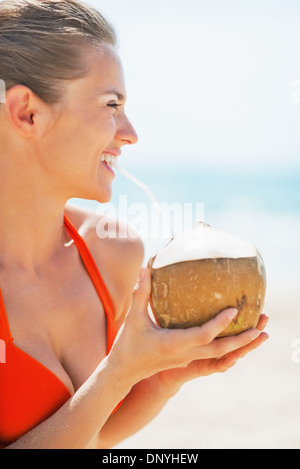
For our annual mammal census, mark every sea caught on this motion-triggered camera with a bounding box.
[70,163,300,299]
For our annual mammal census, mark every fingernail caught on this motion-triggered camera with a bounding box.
[262,332,269,341]
[228,308,239,320]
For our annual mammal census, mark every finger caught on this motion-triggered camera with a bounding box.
[201,327,262,358]
[188,308,239,346]
[214,352,241,373]
[234,331,269,358]
[192,352,241,378]
[131,267,151,314]
[256,313,269,331]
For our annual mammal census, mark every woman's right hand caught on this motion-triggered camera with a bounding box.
[108,267,262,388]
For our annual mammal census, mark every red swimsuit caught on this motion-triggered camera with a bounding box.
[0,214,120,448]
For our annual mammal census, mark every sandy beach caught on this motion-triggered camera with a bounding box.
[114,282,300,450]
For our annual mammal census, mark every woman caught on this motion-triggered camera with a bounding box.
[0,0,268,449]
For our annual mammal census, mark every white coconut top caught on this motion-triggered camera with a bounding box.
[151,222,258,269]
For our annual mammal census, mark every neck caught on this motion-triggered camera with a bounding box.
[0,157,70,274]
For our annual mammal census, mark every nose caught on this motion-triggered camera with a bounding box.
[116,115,138,146]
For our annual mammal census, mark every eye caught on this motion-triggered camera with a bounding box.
[107,102,122,111]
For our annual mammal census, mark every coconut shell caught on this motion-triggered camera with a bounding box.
[148,224,266,337]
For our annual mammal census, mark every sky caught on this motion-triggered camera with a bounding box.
[88,0,300,171]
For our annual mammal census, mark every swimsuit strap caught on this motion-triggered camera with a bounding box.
[63,214,118,354]
[0,216,118,355]
[64,214,122,412]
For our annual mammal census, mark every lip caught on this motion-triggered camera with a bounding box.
[101,160,116,176]
[100,150,121,175]
[103,149,122,157]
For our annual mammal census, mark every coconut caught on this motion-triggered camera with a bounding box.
[148,222,266,337]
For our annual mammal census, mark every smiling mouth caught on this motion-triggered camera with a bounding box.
[101,153,118,168]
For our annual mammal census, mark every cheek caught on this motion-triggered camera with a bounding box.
[53,116,116,159]
[42,107,117,171]
[98,114,117,145]
[73,112,116,153]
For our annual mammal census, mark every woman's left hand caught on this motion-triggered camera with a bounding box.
[150,313,269,397]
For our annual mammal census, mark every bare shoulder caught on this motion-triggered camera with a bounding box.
[64,203,145,323]
[64,203,144,260]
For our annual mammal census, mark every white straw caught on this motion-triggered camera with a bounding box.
[111,163,174,239]
[112,163,159,205]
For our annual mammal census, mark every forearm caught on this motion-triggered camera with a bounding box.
[6,358,133,450]
[96,375,179,449]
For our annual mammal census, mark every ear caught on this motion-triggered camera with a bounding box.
[5,85,50,138]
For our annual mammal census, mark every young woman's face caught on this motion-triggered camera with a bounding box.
[40,44,138,203]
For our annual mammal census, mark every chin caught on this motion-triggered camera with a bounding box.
[72,179,113,204]
[89,186,113,204]
[97,194,112,204]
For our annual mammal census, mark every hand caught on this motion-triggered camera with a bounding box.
[151,313,269,396]
[109,267,268,389]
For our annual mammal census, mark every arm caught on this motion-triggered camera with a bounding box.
[96,375,174,449]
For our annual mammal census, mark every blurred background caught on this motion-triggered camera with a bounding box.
[75,0,300,449]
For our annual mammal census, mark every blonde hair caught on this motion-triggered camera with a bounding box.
[0,0,117,103]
